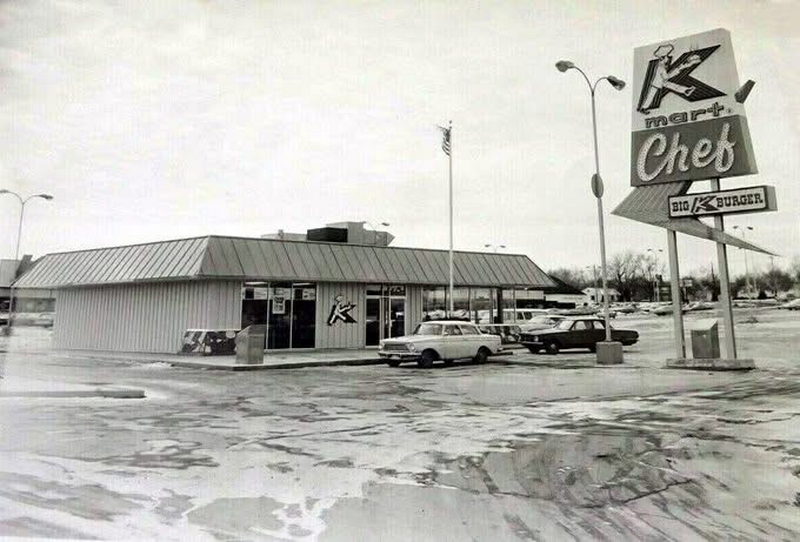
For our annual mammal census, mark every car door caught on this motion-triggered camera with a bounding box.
[588,320,606,344]
[459,324,482,356]
[568,320,592,348]
[441,324,463,359]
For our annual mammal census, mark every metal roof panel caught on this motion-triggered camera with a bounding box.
[14,236,556,289]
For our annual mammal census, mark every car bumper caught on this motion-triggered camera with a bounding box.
[378,351,420,360]
[519,341,544,349]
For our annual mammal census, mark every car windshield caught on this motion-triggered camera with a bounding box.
[413,323,442,336]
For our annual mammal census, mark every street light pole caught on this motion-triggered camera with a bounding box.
[556,61,625,344]
[0,189,54,334]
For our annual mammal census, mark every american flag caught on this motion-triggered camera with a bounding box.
[438,124,451,156]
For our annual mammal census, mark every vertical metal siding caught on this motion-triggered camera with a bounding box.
[315,283,365,349]
[406,285,423,336]
[52,280,242,353]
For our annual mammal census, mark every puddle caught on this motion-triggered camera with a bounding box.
[188,496,283,539]
[95,439,218,470]
[434,432,692,508]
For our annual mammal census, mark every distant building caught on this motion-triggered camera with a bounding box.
[582,287,620,304]
[1,257,55,314]
[545,277,586,308]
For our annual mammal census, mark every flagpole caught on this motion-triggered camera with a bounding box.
[448,120,454,316]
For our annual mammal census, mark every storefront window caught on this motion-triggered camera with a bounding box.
[470,288,493,323]
[501,288,516,323]
[422,287,446,321]
[452,287,469,320]
[242,281,317,350]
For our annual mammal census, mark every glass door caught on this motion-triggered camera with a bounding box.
[383,285,406,339]
[365,297,381,346]
[366,285,406,344]
[291,284,316,349]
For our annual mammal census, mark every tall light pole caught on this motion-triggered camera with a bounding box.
[555,60,625,346]
[484,243,506,253]
[0,189,54,333]
[732,225,754,299]
[647,248,663,302]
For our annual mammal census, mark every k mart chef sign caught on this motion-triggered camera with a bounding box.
[631,29,757,186]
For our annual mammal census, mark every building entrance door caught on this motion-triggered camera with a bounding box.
[365,285,406,346]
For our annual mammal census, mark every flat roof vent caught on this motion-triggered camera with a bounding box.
[306,227,348,243]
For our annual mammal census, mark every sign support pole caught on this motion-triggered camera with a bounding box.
[710,178,737,359]
[666,229,686,358]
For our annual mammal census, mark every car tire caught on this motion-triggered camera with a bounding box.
[387,360,401,367]
[544,340,560,355]
[474,347,490,364]
[526,347,540,354]
[418,350,436,368]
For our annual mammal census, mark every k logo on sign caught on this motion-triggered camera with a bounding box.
[636,43,725,114]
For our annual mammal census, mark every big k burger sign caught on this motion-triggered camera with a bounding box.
[631,28,757,186]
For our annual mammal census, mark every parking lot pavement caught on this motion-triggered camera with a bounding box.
[0,309,798,540]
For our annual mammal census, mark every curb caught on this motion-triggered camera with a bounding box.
[0,387,146,399]
[169,358,386,371]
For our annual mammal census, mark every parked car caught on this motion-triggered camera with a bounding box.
[519,317,639,354]
[379,320,502,368]
[683,301,714,312]
[781,299,800,311]
[477,324,521,345]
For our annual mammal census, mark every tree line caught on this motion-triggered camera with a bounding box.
[549,250,800,302]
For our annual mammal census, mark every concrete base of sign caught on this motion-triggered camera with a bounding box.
[665,358,755,371]
[596,341,623,365]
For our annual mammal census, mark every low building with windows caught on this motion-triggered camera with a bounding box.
[14,224,556,354]
[1,257,55,315]
[582,287,620,304]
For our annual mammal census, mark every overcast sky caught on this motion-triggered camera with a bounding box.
[1,0,798,278]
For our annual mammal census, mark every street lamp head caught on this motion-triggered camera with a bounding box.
[0,189,9,194]
[555,60,575,72]
[380,222,390,227]
[606,75,626,90]
[36,194,54,200]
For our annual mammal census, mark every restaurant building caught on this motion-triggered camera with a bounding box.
[13,222,556,354]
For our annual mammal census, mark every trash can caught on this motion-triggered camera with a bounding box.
[235,325,266,365]
[690,318,720,359]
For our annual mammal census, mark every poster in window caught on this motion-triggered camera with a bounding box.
[273,295,286,315]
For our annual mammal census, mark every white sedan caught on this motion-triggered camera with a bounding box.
[378,320,503,368]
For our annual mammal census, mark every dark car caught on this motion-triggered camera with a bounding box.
[519,317,638,354]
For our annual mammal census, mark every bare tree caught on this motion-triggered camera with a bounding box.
[608,250,646,301]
